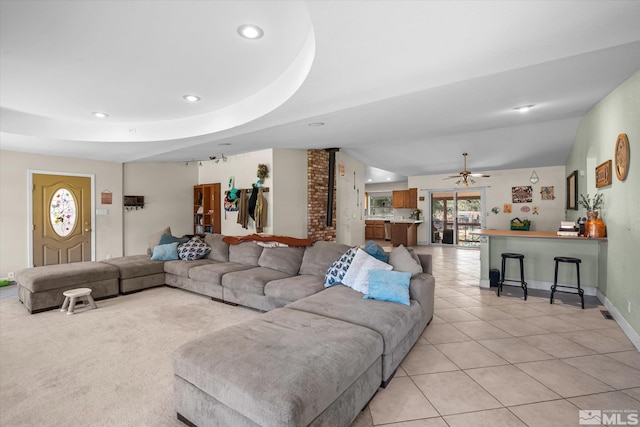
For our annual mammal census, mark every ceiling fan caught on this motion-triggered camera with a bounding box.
[444,152,490,187]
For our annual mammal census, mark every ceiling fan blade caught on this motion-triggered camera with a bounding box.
[469,173,490,177]
[443,175,461,179]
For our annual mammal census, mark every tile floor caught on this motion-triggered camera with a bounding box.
[353,244,639,427]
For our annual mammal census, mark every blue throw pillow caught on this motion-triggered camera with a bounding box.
[364,240,389,263]
[363,270,412,305]
[159,234,190,246]
[150,242,180,261]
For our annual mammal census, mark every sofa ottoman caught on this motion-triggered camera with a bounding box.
[16,262,119,314]
[173,307,383,427]
[100,255,165,294]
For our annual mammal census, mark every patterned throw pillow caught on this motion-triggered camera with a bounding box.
[177,237,211,261]
[324,247,358,287]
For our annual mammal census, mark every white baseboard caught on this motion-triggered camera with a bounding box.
[597,290,640,352]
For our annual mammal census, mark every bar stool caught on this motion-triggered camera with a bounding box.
[550,256,584,309]
[497,253,527,300]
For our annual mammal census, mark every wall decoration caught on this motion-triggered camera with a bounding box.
[615,133,630,181]
[529,170,539,184]
[512,186,533,203]
[540,186,555,200]
[566,170,578,210]
[503,203,512,214]
[100,190,112,205]
[532,206,539,215]
[595,160,612,188]
[520,206,531,213]
[491,206,500,214]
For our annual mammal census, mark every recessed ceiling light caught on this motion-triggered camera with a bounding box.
[308,122,325,127]
[514,105,535,113]
[92,112,109,118]
[367,179,372,182]
[237,24,264,40]
[183,95,201,102]
[219,142,232,146]
[386,178,391,181]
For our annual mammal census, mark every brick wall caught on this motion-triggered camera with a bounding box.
[307,149,336,241]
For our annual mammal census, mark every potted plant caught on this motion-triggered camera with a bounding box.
[578,193,606,238]
[578,193,604,218]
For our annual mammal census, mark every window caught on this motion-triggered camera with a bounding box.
[50,188,77,237]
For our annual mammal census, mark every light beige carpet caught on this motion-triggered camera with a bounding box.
[0,286,260,426]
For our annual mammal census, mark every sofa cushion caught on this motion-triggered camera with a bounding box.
[364,270,412,306]
[159,234,190,246]
[364,240,389,263]
[164,259,216,278]
[188,262,254,286]
[341,248,392,294]
[286,285,421,354]
[324,246,358,287]
[388,244,423,277]
[177,237,211,261]
[100,255,165,279]
[222,267,292,296]
[173,308,382,427]
[16,262,119,292]
[264,275,325,302]
[147,226,171,255]
[299,241,351,277]
[258,246,304,275]
[203,234,229,262]
[228,242,263,266]
[151,242,180,261]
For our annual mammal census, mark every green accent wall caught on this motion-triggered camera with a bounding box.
[566,69,640,335]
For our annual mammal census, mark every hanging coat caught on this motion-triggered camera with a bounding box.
[237,189,249,229]
[248,185,258,220]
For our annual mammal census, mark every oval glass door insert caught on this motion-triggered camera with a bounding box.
[50,188,77,236]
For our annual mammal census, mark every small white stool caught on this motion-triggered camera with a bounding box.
[60,288,97,315]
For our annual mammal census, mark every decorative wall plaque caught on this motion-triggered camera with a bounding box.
[595,160,612,188]
[615,133,630,181]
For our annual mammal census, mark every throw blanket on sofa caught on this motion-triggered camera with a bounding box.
[223,234,315,247]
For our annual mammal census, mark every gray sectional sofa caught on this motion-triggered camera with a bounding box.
[16,234,435,426]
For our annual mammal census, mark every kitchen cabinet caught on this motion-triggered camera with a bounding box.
[392,188,418,209]
[365,220,386,240]
[194,183,221,235]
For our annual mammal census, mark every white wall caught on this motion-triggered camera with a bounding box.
[0,150,123,277]
[566,69,640,339]
[335,152,366,246]
[272,148,308,238]
[409,165,567,244]
[198,149,274,236]
[123,162,196,255]
[364,181,408,193]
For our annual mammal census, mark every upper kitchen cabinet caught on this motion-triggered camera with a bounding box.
[392,188,417,209]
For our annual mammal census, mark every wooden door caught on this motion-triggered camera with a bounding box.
[33,174,92,266]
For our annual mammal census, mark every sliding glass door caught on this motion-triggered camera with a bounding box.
[429,189,485,247]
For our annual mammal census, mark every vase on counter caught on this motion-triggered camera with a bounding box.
[585,211,606,238]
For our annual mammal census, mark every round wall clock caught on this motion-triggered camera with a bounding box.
[614,133,630,181]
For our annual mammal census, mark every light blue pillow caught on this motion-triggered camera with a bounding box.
[364,240,389,263]
[363,270,412,305]
[150,242,179,261]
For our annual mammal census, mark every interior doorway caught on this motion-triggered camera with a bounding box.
[30,172,95,267]
[429,189,485,247]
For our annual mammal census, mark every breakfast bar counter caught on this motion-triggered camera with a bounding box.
[471,229,607,295]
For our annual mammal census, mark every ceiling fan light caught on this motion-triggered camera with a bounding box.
[238,24,264,40]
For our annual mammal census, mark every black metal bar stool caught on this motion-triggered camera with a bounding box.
[550,256,584,309]
[497,253,527,300]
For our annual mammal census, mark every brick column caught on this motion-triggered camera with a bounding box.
[307,150,336,241]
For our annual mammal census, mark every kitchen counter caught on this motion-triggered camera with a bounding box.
[391,222,422,247]
[390,219,424,224]
[472,229,607,294]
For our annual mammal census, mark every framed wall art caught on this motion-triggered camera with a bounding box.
[595,160,612,188]
[540,186,555,200]
[566,170,577,210]
[512,186,533,203]
[615,133,630,181]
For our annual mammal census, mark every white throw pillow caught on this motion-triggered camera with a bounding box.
[388,244,423,277]
[342,248,393,294]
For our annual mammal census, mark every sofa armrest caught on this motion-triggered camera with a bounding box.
[417,254,432,275]
[409,273,435,323]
